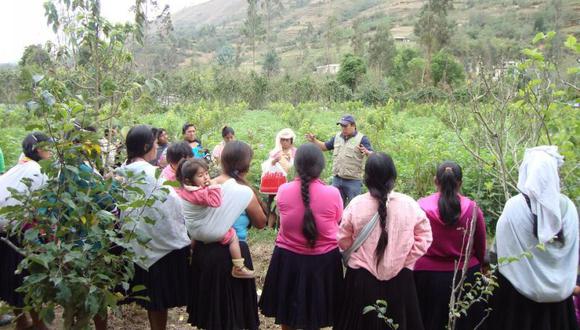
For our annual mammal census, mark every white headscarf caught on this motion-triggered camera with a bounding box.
[516,146,564,243]
[495,145,578,303]
[271,128,296,156]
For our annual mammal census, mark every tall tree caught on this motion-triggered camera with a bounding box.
[350,18,366,57]
[260,0,284,50]
[242,0,265,69]
[414,0,454,81]
[368,24,396,75]
[324,15,339,64]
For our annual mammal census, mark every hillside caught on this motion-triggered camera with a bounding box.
[157,0,579,70]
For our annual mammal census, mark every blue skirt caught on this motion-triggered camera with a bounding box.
[259,246,344,330]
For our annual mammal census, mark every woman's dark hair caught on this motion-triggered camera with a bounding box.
[166,141,193,165]
[156,128,166,139]
[221,141,266,219]
[221,141,252,185]
[364,152,397,266]
[125,125,155,164]
[176,158,208,186]
[182,123,195,135]
[294,143,325,248]
[22,132,51,161]
[436,161,463,226]
[222,126,235,138]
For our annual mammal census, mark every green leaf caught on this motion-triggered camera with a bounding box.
[362,306,375,314]
[564,35,577,51]
[532,32,545,44]
[131,284,147,293]
[163,180,181,188]
[522,48,544,62]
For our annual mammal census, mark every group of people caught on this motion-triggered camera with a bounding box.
[0,114,578,330]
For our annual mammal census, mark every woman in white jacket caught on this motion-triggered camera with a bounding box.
[488,146,579,330]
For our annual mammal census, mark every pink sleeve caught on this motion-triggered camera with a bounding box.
[335,190,344,224]
[338,204,354,251]
[404,208,433,268]
[179,186,222,207]
[473,206,487,266]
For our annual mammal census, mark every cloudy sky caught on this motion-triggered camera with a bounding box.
[0,0,209,64]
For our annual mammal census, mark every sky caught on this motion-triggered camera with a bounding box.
[0,0,209,64]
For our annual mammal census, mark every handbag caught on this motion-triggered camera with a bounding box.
[341,212,379,266]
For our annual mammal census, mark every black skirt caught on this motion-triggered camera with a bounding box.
[335,267,424,330]
[0,235,25,308]
[187,241,259,330]
[487,272,579,330]
[259,246,344,329]
[122,246,190,311]
[414,265,485,330]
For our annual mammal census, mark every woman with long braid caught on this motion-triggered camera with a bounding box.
[336,152,432,330]
[259,143,344,330]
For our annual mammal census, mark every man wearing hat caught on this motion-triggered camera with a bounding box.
[305,114,372,204]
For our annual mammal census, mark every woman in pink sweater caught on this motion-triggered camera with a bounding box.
[259,143,344,330]
[413,161,486,330]
[336,152,432,330]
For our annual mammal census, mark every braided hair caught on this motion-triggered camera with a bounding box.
[364,152,397,266]
[436,161,463,226]
[294,143,325,248]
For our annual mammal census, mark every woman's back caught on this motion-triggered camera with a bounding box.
[497,193,579,302]
[276,178,343,255]
[415,192,486,271]
[339,192,431,281]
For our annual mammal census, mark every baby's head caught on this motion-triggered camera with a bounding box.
[167,141,194,167]
[176,158,211,187]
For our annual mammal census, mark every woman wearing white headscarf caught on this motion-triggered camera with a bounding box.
[488,146,579,330]
[262,128,297,175]
[262,128,297,228]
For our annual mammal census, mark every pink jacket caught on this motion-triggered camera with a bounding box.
[338,192,432,281]
[176,185,222,207]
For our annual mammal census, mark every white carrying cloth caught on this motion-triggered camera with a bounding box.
[496,146,579,303]
[118,161,190,270]
[517,146,565,243]
[0,160,47,231]
[184,178,252,243]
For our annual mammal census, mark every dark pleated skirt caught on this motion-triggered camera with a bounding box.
[187,241,259,330]
[414,265,485,330]
[122,246,190,311]
[335,267,424,330]
[259,246,344,329]
[0,235,25,308]
[487,272,579,330]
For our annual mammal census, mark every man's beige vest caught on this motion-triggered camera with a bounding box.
[332,132,365,180]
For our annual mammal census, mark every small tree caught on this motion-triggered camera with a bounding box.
[431,50,465,87]
[216,45,237,68]
[262,49,281,78]
[337,54,367,92]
